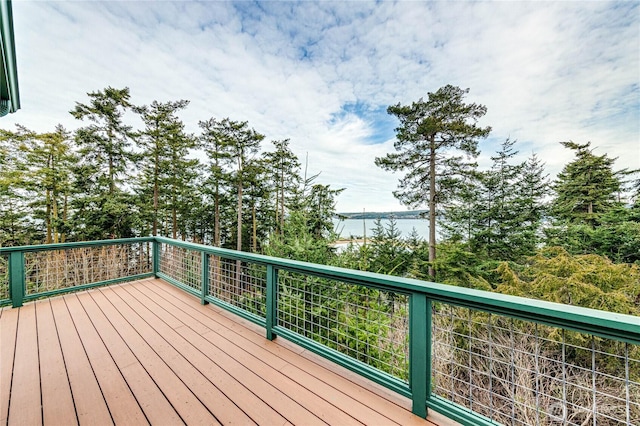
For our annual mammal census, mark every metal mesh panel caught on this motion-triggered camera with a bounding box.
[277,271,409,381]
[158,244,201,292]
[432,303,640,425]
[23,242,153,295]
[208,256,267,318]
[0,254,8,301]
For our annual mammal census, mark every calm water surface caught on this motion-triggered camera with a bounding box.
[332,218,429,240]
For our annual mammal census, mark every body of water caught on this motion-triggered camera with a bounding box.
[332,218,429,240]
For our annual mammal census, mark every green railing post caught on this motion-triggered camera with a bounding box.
[9,251,25,308]
[152,239,160,277]
[201,251,209,305]
[410,292,428,418]
[266,264,277,341]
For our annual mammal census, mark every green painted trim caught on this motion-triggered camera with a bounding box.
[0,0,19,115]
[272,325,411,399]
[154,237,640,344]
[9,251,23,307]
[410,293,428,418]
[22,273,155,302]
[201,252,209,305]
[0,237,155,254]
[153,240,160,277]
[265,265,277,341]
[425,299,433,401]
[427,395,500,426]
[203,294,266,328]
[0,298,10,307]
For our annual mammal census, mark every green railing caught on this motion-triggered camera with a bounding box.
[2,236,639,426]
[0,238,155,307]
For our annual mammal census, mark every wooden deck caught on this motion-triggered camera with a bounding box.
[1,278,451,425]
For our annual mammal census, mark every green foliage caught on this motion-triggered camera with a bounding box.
[551,141,622,224]
[264,210,336,264]
[366,217,412,276]
[429,241,492,290]
[443,140,549,263]
[494,247,640,315]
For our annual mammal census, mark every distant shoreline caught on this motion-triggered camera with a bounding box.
[335,210,428,220]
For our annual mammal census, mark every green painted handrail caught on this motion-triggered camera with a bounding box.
[4,236,639,426]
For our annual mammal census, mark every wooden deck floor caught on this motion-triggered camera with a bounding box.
[1,278,451,426]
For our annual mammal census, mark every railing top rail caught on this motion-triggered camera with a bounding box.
[0,237,155,254]
[155,236,640,344]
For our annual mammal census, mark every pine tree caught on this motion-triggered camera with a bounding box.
[376,85,491,278]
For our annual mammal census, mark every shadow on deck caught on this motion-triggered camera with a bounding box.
[0,278,453,425]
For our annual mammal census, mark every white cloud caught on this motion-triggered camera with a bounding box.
[4,1,639,212]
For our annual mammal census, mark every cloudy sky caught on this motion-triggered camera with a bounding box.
[5,1,639,212]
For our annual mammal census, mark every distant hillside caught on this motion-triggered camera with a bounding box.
[336,210,428,220]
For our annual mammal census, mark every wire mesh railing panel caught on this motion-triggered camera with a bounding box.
[23,242,153,295]
[158,244,201,292]
[208,257,267,319]
[0,254,8,302]
[277,270,409,382]
[431,302,640,426]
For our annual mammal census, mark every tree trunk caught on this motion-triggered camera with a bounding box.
[45,189,52,244]
[428,135,437,280]
[153,151,159,236]
[280,164,285,232]
[172,199,177,240]
[236,180,243,293]
[52,189,59,244]
[61,193,68,243]
[214,190,220,246]
[236,181,243,251]
[252,203,257,252]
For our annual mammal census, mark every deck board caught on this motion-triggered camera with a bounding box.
[9,303,42,426]
[0,306,19,425]
[36,300,77,426]
[2,278,448,426]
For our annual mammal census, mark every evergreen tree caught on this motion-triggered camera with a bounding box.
[0,127,32,245]
[208,118,264,251]
[70,87,139,239]
[375,85,491,278]
[514,153,549,253]
[474,139,548,261]
[21,125,75,243]
[262,139,301,234]
[368,216,410,275]
[199,118,233,247]
[551,141,621,224]
[164,113,197,240]
[134,99,191,237]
